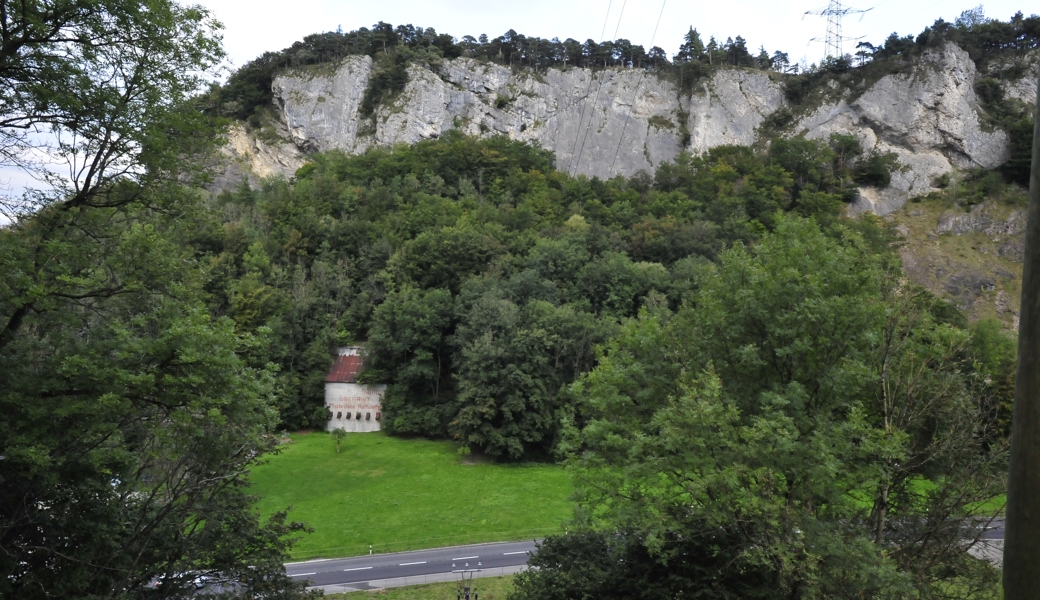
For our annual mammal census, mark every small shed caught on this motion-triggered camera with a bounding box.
[324,347,386,433]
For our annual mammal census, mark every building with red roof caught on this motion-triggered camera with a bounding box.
[324,347,385,433]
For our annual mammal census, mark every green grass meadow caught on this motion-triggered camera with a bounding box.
[248,432,573,559]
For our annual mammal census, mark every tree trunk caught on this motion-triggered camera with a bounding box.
[874,483,889,545]
[1004,68,1040,598]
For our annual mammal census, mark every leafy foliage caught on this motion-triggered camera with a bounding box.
[0,199,315,599]
[197,132,879,458]
[0,2,314,598]
[513,216,1008,599]
[0,0,226,214]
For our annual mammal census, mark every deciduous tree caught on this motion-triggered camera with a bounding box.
[0,2,315,598]
[516,216,1006,599]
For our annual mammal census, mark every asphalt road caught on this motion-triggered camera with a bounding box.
[284,540,538,588]
[285,520,1006,589]
[979,518,1005,540]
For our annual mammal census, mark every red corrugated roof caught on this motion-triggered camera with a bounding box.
[326,354,364,383]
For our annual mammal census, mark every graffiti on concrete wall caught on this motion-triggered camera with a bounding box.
[325,382,385,432]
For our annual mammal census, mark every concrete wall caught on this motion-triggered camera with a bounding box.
[325,382,386,433]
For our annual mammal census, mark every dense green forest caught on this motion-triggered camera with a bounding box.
[196,130,1019,596]
[514,214,1011,598]
[196,130,1016,460]
[195,8,1035,459]
[0,2,316,598]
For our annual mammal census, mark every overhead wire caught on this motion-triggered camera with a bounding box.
[599,0,615,42]
[607,0,668,179]
[563,1,617,175]
[569,0,628,177]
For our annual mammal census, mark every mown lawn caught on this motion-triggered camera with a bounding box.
[325,576,515,600]
[249,432,572,559]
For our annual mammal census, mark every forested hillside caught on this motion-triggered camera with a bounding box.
[196,125,1020,595]
[196,130,1016,460]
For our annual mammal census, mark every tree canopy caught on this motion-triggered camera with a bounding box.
[191,129,995,464]
[513,216,1009,599]
[0,2,314,598]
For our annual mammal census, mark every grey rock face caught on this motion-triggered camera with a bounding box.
[208,123,305,191]
[1004,71,1038,106]
[945,273,998,309]
[684,70,784,153]
[799,43,1009,215]
[999,239,1025,261]
[268,58,782,180]
[935,203,1026,236]
[998,51,1038,106]
[217,42,1017,218]
[273,55,374,153]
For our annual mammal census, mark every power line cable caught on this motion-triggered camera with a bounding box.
[600,0,614,42]
[571,0,628,177]
[607,0,668,179]
[611,0,628,39]
[563,1,616,175]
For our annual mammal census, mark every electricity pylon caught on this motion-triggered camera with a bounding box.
[453,559,482,600]
[805,0,872,58]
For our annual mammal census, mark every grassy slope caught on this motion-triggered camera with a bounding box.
[249,432,572,559]
[325,575,515,600]
[889,194,1025,327]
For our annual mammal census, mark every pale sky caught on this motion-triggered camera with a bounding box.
[197,0,1035,73]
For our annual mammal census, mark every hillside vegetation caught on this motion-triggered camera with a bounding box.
[3,1,1029,598]
[203,124,1019,595]
[197,131,935,449]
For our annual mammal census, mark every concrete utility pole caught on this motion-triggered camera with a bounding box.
[1004,67,1040,598]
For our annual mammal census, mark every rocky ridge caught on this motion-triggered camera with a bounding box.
[267,55,774,180]
[798,44,1011,215]
[216,42,1033,217]
[894,198,1026,328]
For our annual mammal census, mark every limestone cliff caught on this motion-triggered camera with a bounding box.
[265,55,782,180]
[211,122,306,190]
[217,42,1032,219]
[798,43,1011,215]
